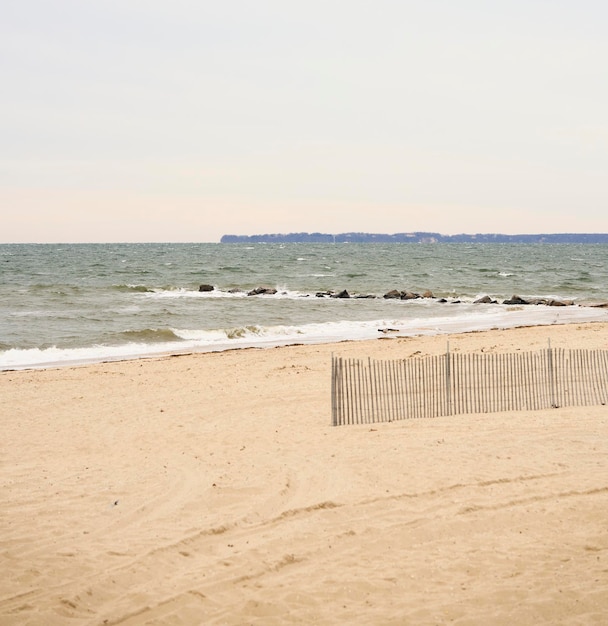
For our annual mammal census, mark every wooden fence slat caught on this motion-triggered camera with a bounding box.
[601,350,608,405]
[598,350,606,405]
[555,348,563,408]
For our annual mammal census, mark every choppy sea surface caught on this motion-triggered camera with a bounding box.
[2,242,608,370]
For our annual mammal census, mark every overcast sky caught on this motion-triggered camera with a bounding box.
[2,0,607,242]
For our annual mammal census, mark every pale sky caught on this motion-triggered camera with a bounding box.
[2,0,607,243]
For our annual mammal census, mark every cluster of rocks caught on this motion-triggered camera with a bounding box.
[477,295,574,306]
[246,287,278,296]
[382,289,435,300]
[199,284,578,307]
[314,289,374,299]
[199,284,279,296]
[314,289,575,307]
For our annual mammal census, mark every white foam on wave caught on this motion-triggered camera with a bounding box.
[2,305,607,371]
[9,310,58,318]
[0,342,189,371]
[142,287,313,300]
[142,288,245,299]
[137,286,594,304]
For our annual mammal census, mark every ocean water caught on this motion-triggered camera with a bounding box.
[2,242,608,370]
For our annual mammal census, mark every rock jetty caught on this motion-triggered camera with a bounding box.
[196,284,604,308]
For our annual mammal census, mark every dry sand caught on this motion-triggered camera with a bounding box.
[1,322,608,625]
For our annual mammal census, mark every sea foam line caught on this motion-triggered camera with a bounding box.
[1,305,607,371]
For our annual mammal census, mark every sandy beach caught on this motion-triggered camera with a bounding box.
[2,322,608,625]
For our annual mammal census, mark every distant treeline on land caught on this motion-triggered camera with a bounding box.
[220,232,608,244]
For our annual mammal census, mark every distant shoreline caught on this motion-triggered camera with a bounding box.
[220,232,608,244]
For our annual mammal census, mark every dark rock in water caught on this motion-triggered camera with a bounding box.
[332,289,350,299]
[247,287,277,296]
[378,328,399,333]
[438,298,448,303]
[422,290,434,298]
[315,291,331,298]
[355,294,376,299]
[227,288,243,293]
[451,300,461,304]
[383,289,402,299]
[548,299,571,306]
[199,284,214,292]
[474,295,496,304]
[401,291,420,300]
[590,302,608,308]
[503,295,529,305]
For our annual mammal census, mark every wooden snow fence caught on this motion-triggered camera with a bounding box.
[331,345,608,426]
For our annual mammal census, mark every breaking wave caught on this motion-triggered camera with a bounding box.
[2,305,608,371]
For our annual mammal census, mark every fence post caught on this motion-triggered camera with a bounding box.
[548,339,556,408]
[446,341,451,415]
[331,354,336,426]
